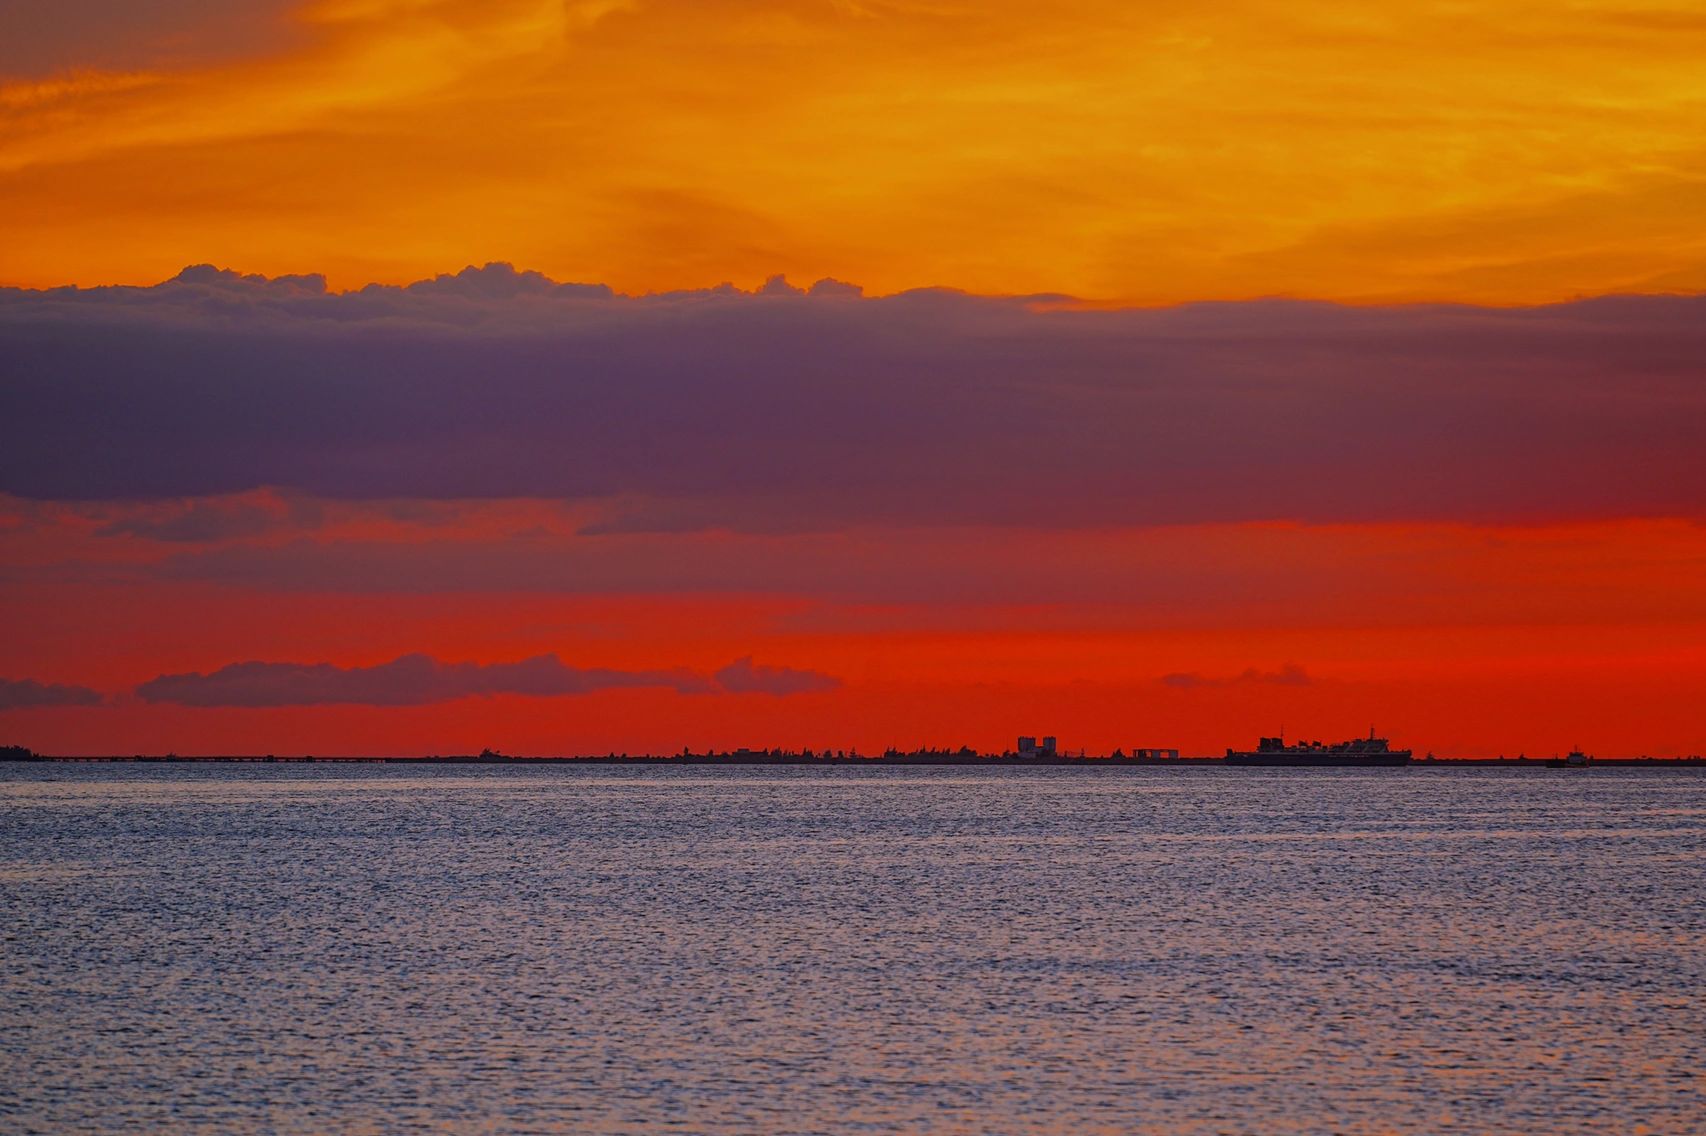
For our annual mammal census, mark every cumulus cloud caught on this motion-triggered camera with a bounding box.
[135,652,840,707]
[3,266,1704,529]
[0,677,105,709]
[401,263,611,300]
[1159,663,1312,689]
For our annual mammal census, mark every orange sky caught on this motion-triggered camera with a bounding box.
[3,2,1705,757]
[5,0,1706,301]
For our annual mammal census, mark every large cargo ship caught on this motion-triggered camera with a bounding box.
[1225,730,1411,767]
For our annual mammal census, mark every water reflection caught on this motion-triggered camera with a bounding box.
[1,765,1701,1134]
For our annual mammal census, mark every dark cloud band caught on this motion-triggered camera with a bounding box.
[4,265,1703,528]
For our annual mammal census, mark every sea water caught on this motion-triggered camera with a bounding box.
[1,763,1701,1134]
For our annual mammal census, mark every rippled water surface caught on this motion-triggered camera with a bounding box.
[2,764,1702,1134]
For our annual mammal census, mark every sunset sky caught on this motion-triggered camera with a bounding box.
[3,0,1705,756]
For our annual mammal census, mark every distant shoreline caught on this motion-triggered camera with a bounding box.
[4,753,1703,767]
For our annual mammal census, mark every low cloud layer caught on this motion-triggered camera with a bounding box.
[135,652,840,707]
[0,677,105,709]
[1160,664,1312,689]
[713,656,842,696]
[3,265,1704,529]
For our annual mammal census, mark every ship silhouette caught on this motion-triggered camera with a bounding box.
[1225,727,1411,767]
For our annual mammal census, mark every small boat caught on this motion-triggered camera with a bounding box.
[1546,749,1592,768]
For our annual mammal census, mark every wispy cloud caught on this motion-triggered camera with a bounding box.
[94,493,324,543]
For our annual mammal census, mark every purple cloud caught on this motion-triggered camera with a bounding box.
[713,656,841,696]
[0,677,104,709]
[94,495,324,543]
[3,266,1704,529]
[1160,664,1312,689]
[134,652,839,707]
